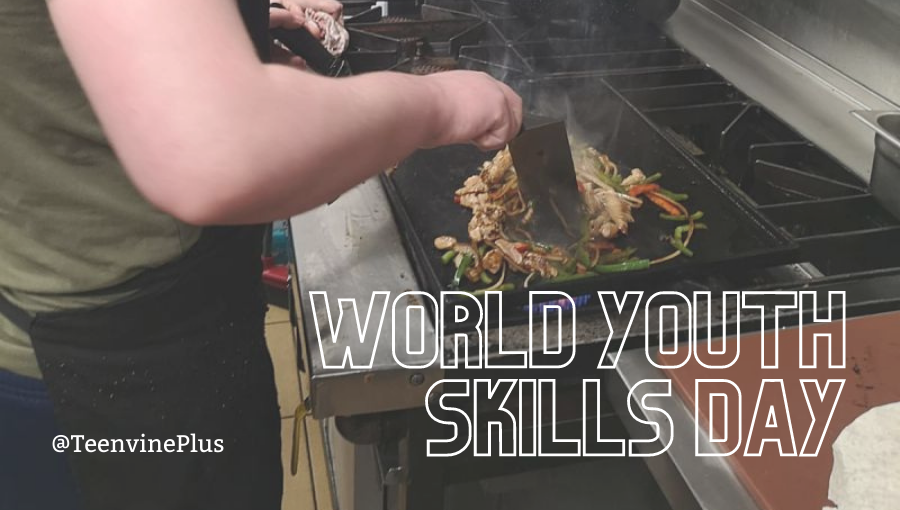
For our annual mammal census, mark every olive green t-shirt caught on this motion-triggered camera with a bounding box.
[0,1,203,378]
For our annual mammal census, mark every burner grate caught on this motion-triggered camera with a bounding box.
[597,59,900,281]
[345,12,487,72]
[391,56,459,75]
[412,65,451,74]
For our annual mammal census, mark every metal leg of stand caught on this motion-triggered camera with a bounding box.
[401,409,445,510]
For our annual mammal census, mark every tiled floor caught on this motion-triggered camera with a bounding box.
[264,306,321,510]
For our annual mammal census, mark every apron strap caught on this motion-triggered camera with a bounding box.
[0,226,263,336]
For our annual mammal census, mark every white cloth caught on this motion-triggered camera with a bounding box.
[305,8,348,56]
[824,402,900,510]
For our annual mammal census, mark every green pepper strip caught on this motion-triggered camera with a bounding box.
[450,254,473,290]
[669,238,694,257]
[657,188,689,202]
[595,259,652,273]
[660,211,704,222]
[441,250,457,265]
[480,273,493,285]
[596,171,626,193]
[598,247,637,265]
[547,272,595,284]
[575,247,592,268]
[473,284,515,296]
[643,173,663,184]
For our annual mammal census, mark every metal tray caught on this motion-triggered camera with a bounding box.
[381,77,798,330]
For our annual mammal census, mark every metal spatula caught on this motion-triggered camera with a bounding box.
[508,115,584,243]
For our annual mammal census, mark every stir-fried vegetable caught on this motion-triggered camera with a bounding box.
[473,284,515,296]
[547,272,596,284]
[669,237,694,257]
[643,173,663,184]
[438,144,706,292]
[598,247,638,266]
[575,246,592,268]
[657,189,689,202]
[595,259,652,273]
[450,254,473,290]
[627,183,660,197]
[660,211,704,222]
[647,192,682,216]
[596,171,626,193]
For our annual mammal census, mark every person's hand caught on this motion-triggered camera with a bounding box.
[269,0,345,68]
[286,0,343,19]
[425,71,523,151]
[269,4,308,69]
[268,3,309,30]
[281,0,342,38]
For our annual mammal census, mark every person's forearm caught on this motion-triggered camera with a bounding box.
[47,0,518,226]
[157,68,451,224]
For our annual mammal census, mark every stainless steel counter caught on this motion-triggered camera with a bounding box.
[664,0,898,180]
[686,0,900,108]
[290,178,624,418]
[290,179,443,419]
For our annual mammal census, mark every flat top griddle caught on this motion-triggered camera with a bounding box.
[381,77,797,330]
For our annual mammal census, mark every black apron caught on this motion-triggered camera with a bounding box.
[0,226,283,510]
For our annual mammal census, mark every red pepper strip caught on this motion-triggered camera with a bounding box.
[627,183,661,197]
[647,192,682,216]
[577,181,586,194]
[514,242,530,253]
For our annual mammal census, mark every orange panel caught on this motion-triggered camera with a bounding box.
[661,311,900,510]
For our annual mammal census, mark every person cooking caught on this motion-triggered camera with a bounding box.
[0,0,522,508]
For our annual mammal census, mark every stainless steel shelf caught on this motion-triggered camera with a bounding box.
[664,0,899,181]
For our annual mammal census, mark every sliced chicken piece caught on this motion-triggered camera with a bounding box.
[621,168,647,188]
[481,249,504,274]
[434,236,457,251]
[459,193,488,210]
[481,148,513,185]
[456,175,488,195]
